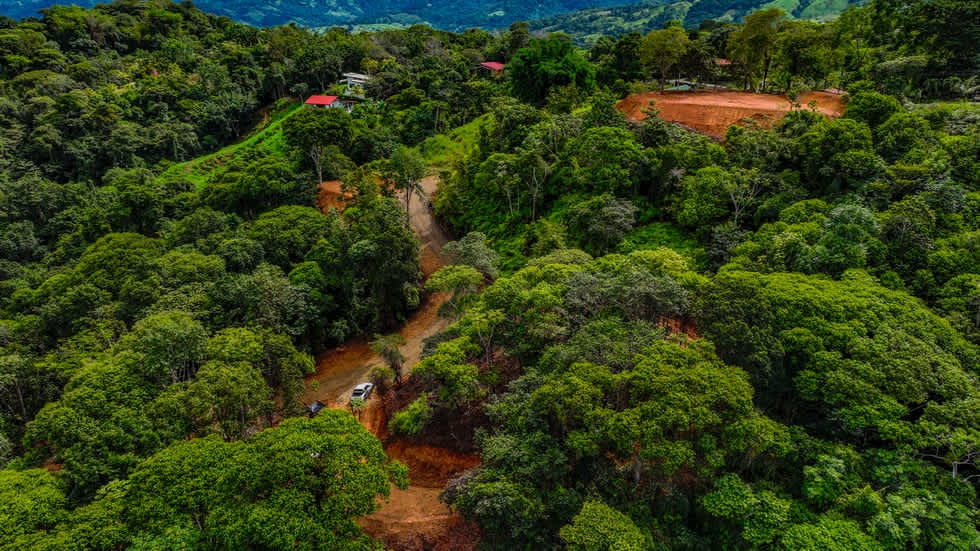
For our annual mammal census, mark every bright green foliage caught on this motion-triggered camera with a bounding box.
[605,341,757,478]
[699,270,978,458]
[733,201,882,277]
[780,517,882,551]
[205,327,313,417]
[390,395,430,435]
[384,146,428,219]
[125,311,208,387]
[426,265,484,318]
[729,9,786,91]
[640,26,690,89]
[673,166,735,232]
[124,411,406,549]
[0,469,68,548]
[702,474,792,545]
[560,500,648,550]
[1,3,979,550]
[565,128,647,196]
[413,336,484,407]
[875,112,934,162]
[283,108,354,154]
[211,263,317,338]
[23,359,161,502]
[182,360,274,441]
[796,117,882,195]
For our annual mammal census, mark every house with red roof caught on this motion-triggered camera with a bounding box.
[305,95,340,108]
[305,94,362,112]
[479,61,505,77]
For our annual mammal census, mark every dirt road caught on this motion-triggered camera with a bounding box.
[305,176,450,408]
[307,176,478,550]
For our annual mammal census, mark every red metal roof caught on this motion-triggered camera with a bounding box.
[714,58,732,66]
[480,61,505,71]
[305,95,338,106]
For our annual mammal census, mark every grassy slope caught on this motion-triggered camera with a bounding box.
[160,100,302,190]
[159,98,485,196]
[417,114,488,170]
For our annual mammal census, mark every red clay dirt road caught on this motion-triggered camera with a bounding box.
[306,176,450,409]
[616,89,845,138]
[307,176,479,550]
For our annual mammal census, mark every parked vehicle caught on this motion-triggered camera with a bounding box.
[350,382,374,402]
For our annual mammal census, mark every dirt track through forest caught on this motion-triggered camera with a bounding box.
[305,176,449,408]
[306,176,479,550]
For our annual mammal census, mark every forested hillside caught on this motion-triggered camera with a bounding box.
[530,0,862,45]
[10,0,627,32]
[1,0,978,549]
[2,0,862,35]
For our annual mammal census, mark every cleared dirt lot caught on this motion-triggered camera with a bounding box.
[616,89,846,138]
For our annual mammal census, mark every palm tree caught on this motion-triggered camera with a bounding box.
[370,333,407,383]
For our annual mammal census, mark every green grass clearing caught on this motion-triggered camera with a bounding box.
[160,100,302,190]
[418,114,488,169]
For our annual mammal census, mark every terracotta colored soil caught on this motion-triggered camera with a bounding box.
[310,175,701,550]
[317,179,351,212]
[307,176,479,550]
[616,89,845,138]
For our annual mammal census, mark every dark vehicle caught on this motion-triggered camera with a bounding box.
[306,400,326,417]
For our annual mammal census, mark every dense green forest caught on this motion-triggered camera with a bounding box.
[1,0,978,549]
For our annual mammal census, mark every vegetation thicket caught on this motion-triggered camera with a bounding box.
[0,0,978,549]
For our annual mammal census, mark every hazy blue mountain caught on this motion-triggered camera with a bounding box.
[1,0,856,33]
[0,0,627,30]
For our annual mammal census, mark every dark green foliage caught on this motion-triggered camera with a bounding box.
[698,270,978,447]
[509,35,595,105]
[845,91,904,130]
[2,3,980,550]
[565,194,639,256]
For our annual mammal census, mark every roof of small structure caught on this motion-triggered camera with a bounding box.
[305,95,338,106]
[480,61,505,71]
[714,58,733,66]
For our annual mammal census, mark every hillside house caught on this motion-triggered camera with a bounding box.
[304,94,360,112]
[305,95,341,108]
[479,61,505,77]
[340,72,371,95]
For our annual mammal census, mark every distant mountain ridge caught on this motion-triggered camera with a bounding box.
[530,0,860,44]
[0,0,857,35]
[3,0,626,30]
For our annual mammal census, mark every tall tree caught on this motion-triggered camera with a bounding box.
[384,146,427,222]
[508,34,595,105]
[729,9,786,92]
[640,26,691,90]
